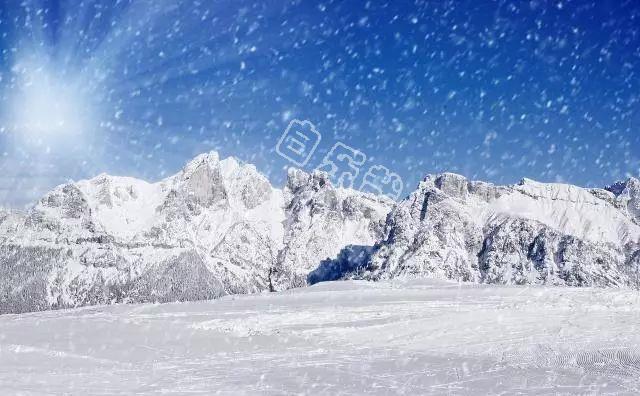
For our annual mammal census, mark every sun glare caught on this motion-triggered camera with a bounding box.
[7,58,93,142]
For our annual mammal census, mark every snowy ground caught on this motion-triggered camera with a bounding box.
[2,280,640,395]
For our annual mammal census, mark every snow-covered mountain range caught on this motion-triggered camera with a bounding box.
[0,152,390,313]
[1,152,639,313]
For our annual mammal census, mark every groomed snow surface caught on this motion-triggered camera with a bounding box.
[2,280,640,395]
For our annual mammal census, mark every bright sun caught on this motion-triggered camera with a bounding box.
[7,58,93,142]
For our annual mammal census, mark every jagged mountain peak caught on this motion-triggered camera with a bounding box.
[416,172,505,206]
[171,151,274,212]
[180,151,221,175]
[284,167,393,222]
[179,151,262,180]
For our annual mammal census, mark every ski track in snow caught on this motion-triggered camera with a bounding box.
[1,279,640,394]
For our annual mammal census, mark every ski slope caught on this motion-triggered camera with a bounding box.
[1,280,640,394]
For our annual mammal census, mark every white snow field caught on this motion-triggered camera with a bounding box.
[2,280,640,395]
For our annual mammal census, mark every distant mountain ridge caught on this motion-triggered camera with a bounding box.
[1,152,639,314]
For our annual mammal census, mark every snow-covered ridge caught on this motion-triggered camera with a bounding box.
[364,172,640,287]
[491,178,640,245]
[407,172,640,245]
[1,152,639,314]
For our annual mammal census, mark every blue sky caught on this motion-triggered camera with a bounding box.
[0,0,638,207]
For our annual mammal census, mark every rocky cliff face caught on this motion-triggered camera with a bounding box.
[363,173,640,287]
[0,152,391,313]
[276,169,392,289]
